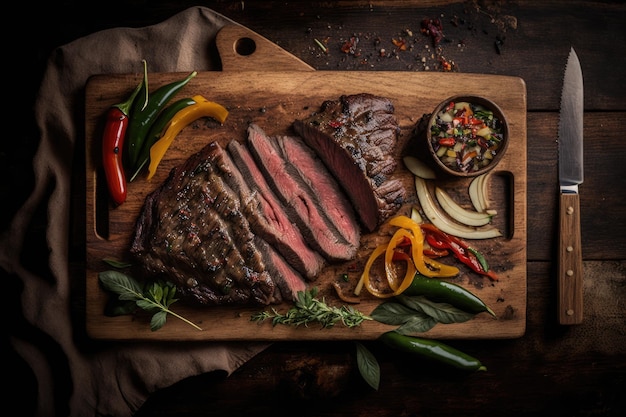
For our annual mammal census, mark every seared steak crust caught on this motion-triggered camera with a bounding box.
[131,141,292,306]
[292,93,406,232]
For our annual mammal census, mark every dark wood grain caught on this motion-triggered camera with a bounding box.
[9,1,626,416]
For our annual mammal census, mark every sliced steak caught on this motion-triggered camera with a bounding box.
[131,141,284,306]
[254,236,307,299]
[226,139,326,280]
[246,123,357,261]
[292,93,406,232]
[272,134,361,249]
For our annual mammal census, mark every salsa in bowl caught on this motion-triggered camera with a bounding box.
[424,95,509,177]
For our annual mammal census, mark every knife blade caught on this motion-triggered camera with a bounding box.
[558,47,584,325]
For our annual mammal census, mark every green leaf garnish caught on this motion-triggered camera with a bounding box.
[395,294,476,324]
[355,342,380,390]
[98,270,201,331]
[102,258,133,269]
[251,287,372,329]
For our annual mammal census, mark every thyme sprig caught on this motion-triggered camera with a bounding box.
[251,287,372,329]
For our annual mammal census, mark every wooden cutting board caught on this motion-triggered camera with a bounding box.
[85,25,527,341]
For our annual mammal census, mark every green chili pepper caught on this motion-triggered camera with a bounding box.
[403,273,496,318]
[129,96,197,182]
[125,69,198,169]
[378,331,487,372]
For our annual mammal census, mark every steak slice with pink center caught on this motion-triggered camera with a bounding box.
[246,124,357,261]
[227,139,326,280]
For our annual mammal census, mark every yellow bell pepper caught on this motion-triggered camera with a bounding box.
[354,240,416,299]
[354,213,461,299]
[385,228,419,293]
[147,94,229,180]
[388,215,459,278]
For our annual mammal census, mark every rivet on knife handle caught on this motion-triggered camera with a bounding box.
[558,193,583,324]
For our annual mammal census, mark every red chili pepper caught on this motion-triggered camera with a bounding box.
[421,223,498,280]
[424,246,449,258]
[438,137,456,147]
[102,79,143,205]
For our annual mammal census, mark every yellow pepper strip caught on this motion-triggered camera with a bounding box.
[385,228,418,292]
[422,253,460,277]
[354,214,460,298]
[388,215,459,278]
[354,242,416,299]
[147,95,229,179]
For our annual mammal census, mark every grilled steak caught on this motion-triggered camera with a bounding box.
[130,141,307,306]
[246,124,358,261]
[271,133,361,249]
[227,139,326,279]
[292,93,406,232]
[130,93,404,308]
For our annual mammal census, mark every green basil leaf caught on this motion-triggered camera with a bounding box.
[371,301,423,325]
[102,258,133,269]
[150,310,168,331]
[98,270,143,299]
[136,299,159,312]
[397,295,475,324]
[149,282,164,303]
[395,315,438,335]
[355,342,380,390]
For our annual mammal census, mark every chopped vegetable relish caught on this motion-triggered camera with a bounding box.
[430,100,505,173]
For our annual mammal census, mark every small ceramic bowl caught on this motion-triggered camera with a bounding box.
[416,95,509,178]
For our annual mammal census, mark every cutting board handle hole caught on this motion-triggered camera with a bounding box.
[234,37,256,56]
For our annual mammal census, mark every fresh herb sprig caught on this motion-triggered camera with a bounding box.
[98,270,202,331]
[251,287,372,329]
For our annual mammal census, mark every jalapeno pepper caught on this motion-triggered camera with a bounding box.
[125,69,198,170]
[147,95,229,180]
[404,272,496,317]
[101,78,143,205]
[128,96,197,182]
[421,223,499,280]
[378,331,487,371]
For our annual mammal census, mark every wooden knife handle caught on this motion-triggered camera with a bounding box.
[558,193,584,324]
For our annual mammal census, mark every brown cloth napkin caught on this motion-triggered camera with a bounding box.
[1,7,270,417]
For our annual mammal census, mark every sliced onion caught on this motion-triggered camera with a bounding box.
[410,206,423,224]
[403,155,437,179]
[469,174,483,212]
[434,186,493,227]
[415,176,502,240]
[469,173,494,213]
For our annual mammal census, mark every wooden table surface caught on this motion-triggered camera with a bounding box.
[11,1,626,416]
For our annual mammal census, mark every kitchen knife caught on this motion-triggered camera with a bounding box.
[558,47,584,325]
